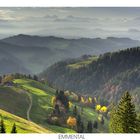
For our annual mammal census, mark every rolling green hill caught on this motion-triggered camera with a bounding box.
[0,109,51,133]
[0,77,108,133]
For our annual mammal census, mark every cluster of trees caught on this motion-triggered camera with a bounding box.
[13,73,38,81]
[0,119,17,133]
[0,73,39,85]
[0,73,38,84]
[48,90,70,125]
[109,91,139,133]
[68,105,101,133]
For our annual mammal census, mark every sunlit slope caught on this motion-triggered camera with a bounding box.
[0,78,107,133]
[13,79,55,123]
[13,79,76,133]
[0,109,51,133]
[0,86,29,119]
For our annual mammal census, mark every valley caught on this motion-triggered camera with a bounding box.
[0,35,140,133]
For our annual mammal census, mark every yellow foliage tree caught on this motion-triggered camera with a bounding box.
[81,97,85,103]
[96,104,101,111]
[94,97,97,103]
[51,96,56,106]
[67,116,77,127]
[88,97,92,103]
[2,75,14,84]
[68,101,73,108]
[98,114,103,121]
[100,106,107,113]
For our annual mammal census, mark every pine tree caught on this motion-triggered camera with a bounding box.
[87,121,93,133]
[109,91,137,133]
[0,119,6,133]
[11,123,17,133]
[93,120,98,129]
[79,122,84,133]
[33,75,38,81]
[109,105,119,132]
[54,104,60,115]
[77,115,82,132]
[73,106,78,116]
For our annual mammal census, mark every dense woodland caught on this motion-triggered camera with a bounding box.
[42,47,140,108]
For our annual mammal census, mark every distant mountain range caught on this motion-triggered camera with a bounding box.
[0,34,140,74]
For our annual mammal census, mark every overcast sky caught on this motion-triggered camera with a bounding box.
[1,7,140,39]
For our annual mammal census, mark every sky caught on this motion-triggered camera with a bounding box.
[1,7,140,39]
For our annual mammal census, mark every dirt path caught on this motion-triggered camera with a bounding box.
[27,94,32,121]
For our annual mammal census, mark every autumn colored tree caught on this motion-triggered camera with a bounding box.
[67,116,77,128]
[100,106,107,113]
[81,97,85,103]
[88,97,92,103]
[68,101,73,108]
[96,104,101,112]
[51,96,56,106]
[2,74,14,84]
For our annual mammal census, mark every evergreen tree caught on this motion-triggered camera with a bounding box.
[11,123,17,133]
[0,76,2,84]
[109,91,137,133]
[33,75,38,81]
[93,120,98,129]
[87,121,93,133]
[73,106,78,116]
[54,104,60,115]
[56,90,69,110]
[0,119,6,133]
[79,122,84,133]
[100,116,104,125]
[77,115,82,132]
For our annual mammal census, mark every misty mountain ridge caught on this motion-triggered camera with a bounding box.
[0,34,140,74]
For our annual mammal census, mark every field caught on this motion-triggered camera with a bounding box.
[68,56,99,69]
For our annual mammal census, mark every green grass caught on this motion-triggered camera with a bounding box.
[0,109,52,133]
[13,79,55,122]
[68,56,99,69]
[45,123,76,133]
[13,79,75,133]
[0,86,29,119]
[0,78,109,133]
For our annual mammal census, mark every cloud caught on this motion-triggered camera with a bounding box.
[128,29,140,33]
[53,15,93,23]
